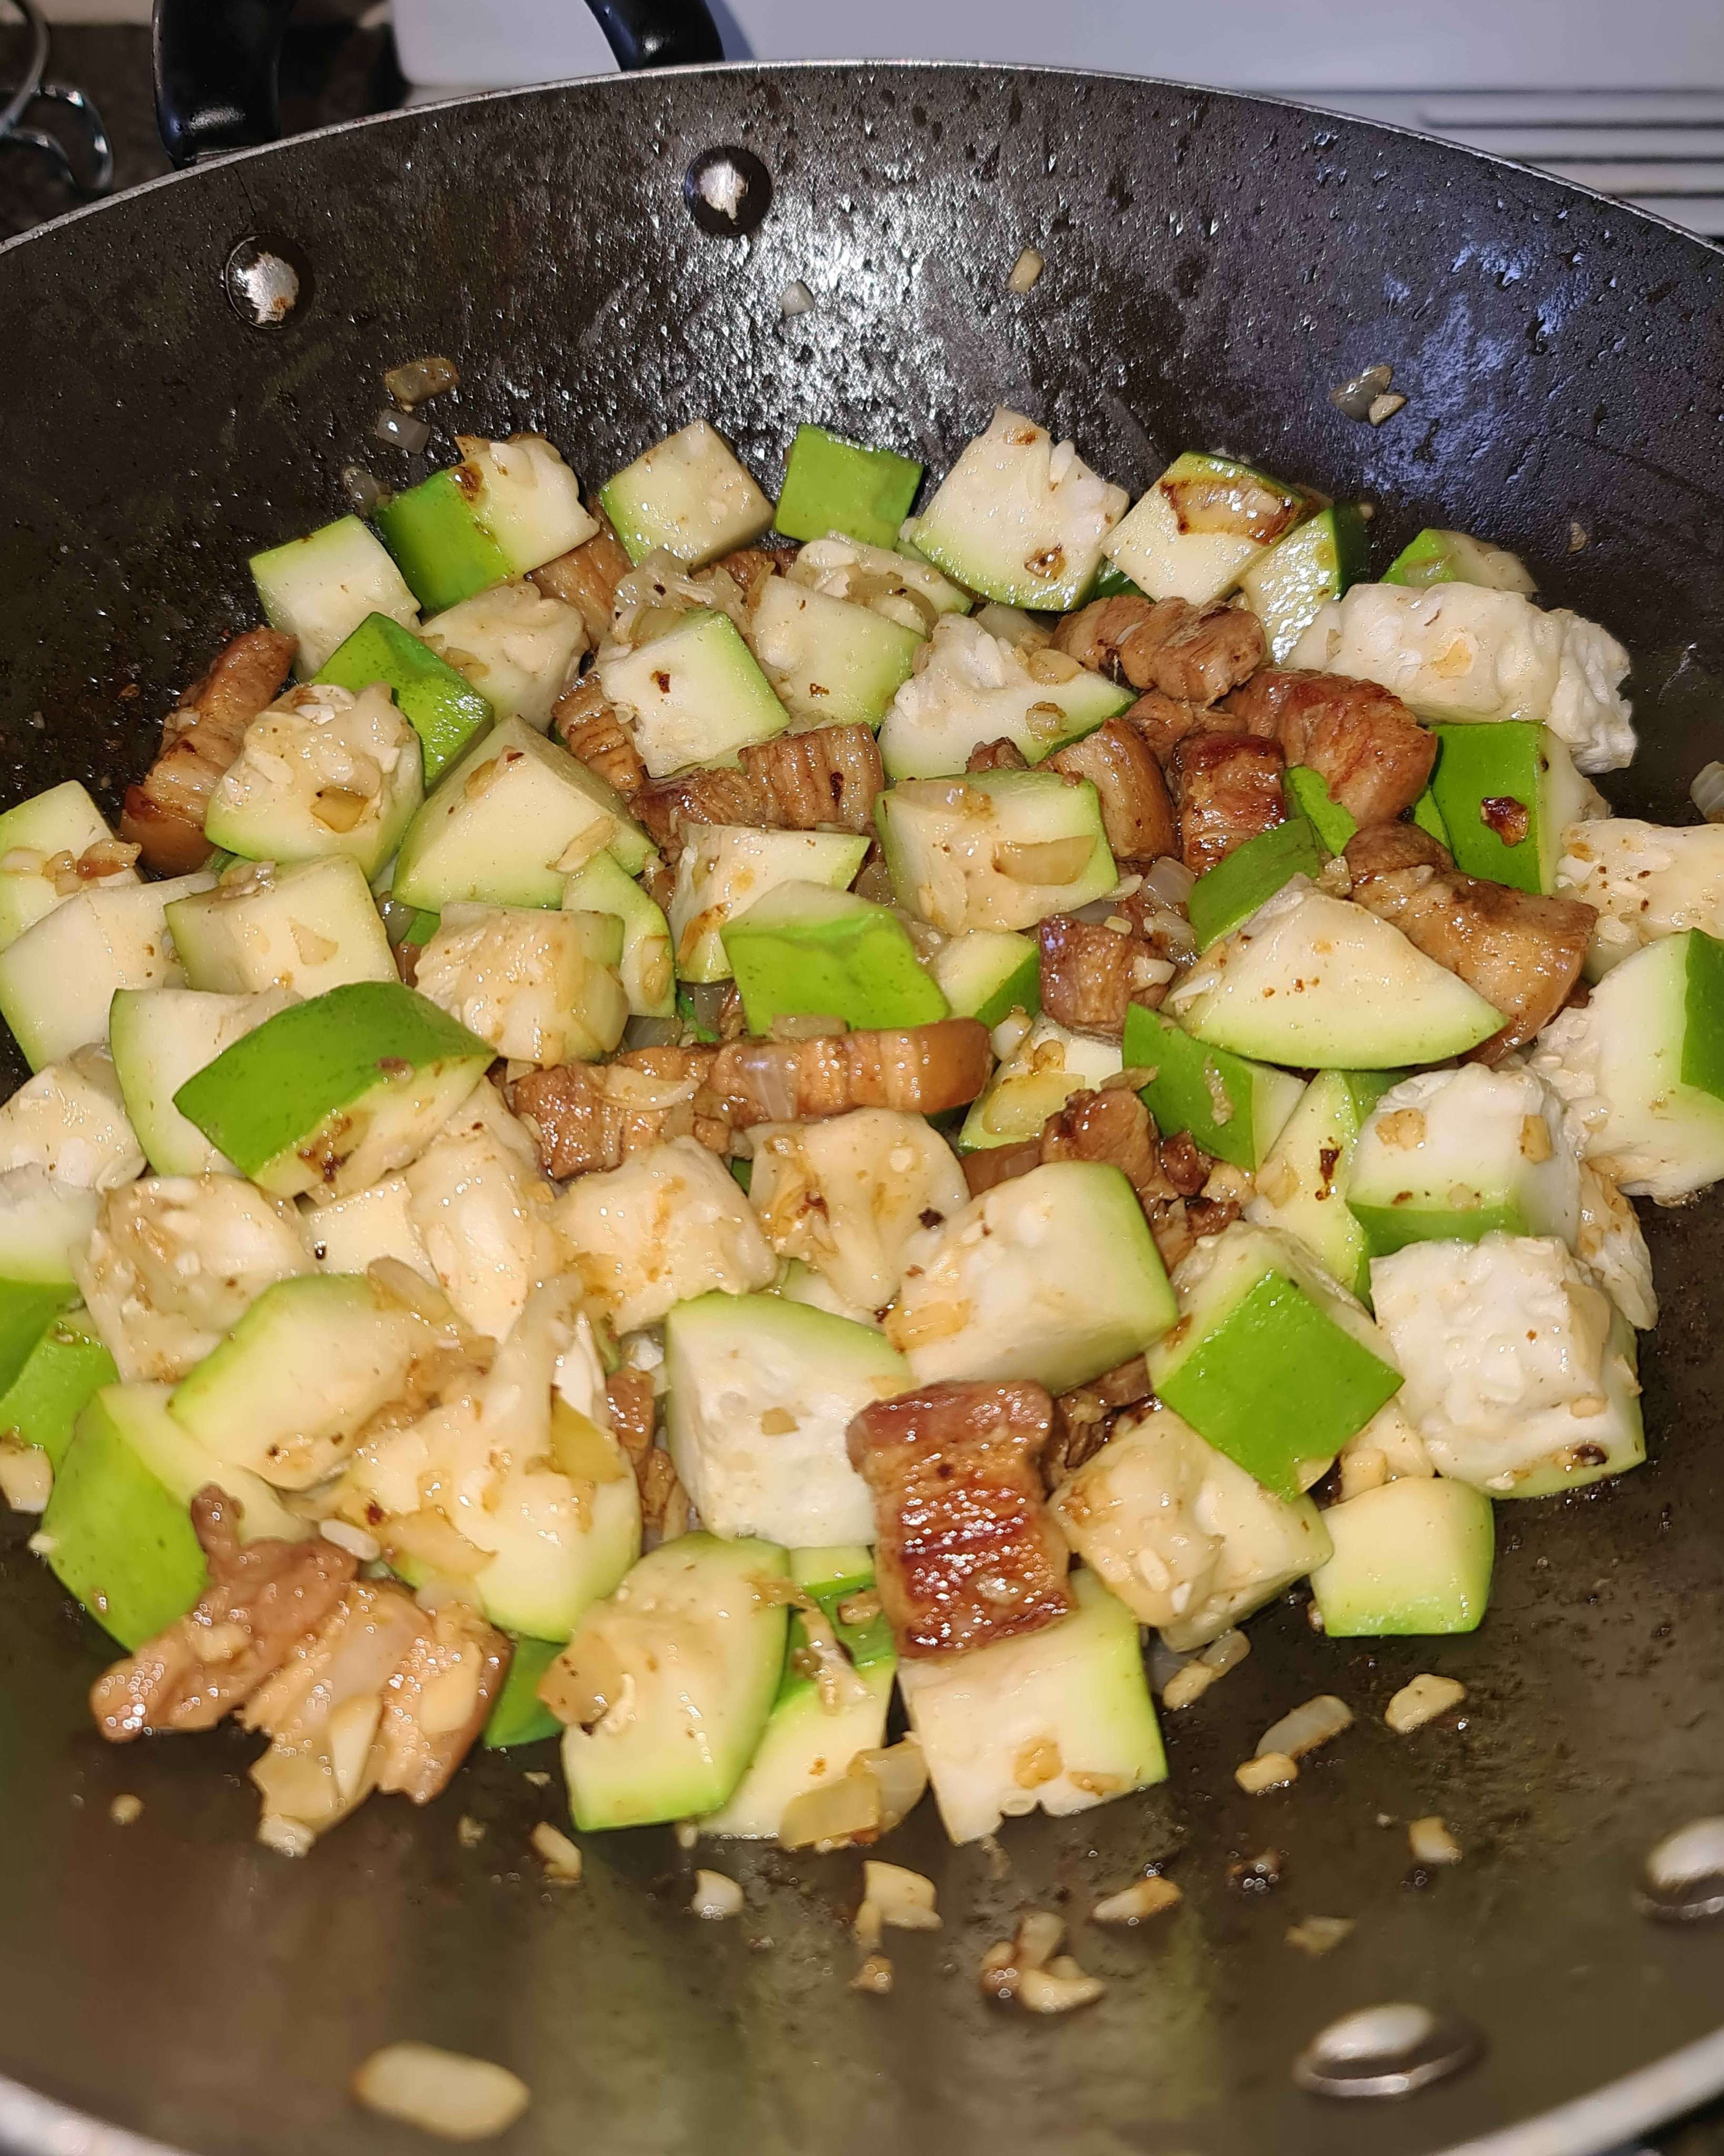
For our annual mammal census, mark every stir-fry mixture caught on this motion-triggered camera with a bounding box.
[1,395,1710,1905]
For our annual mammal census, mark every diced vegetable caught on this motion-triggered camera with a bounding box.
[553,1138,777,1334]
[885,1161,1176,1393]
[392,714,652,912]
[203,683,424,880]
[306,1173,430,1281]
[418,582,587,733]
[169,1272,428,1490]
[876,771,1117,935]
[314,611,493,782]
[787,534,971,628]
[911,407,1127,609]
[109,986,295,1176]
[1371,1232,1644,1495]
[1186,814,1322,950]
[1049,1405,1332,1649]
[1310,1476,1495,1636]
[561,851,674,1019]
[668,826,869,983]
[0,872,214,1070]
[43,1381,308,1647]
[164,857,395,998]
[665,1292,909,1545]
[375,436,598,613]
[958,1014,1120,1151]
[699,1551,895,1841]
[1425,723,1599,894]
[1244,1067,1392,1298]
[0,1170,100,1288]
[1382,527,1536,595]
[1124,1005,1304,1172]
[928,927,1040,1029]
[483,1636,564,1749]
[877,615,1129,781]
[722,883,946,1033]
[556,1533,790,1830]
[1347,1063,1580,1255]
[897,1570,1166,1845]
[598,610,789,779]
[748,578,923,731]
[774,425,923,550]
[599,422,774,568]
[413,903,627,1065]
[1238,503,1367,663]
[1166,881,1504,1069]
[1556,818,1724,981]
[1146,1222,1404,1500]
[250,515,419,676]
[0,1307,117,1470]
[173,982,492,1204]
[0,782,137,955]
[1529,929,1724,1201]
[0,1045,144,1194]
[748,1107,969,1311]
[1104,451,1306,605]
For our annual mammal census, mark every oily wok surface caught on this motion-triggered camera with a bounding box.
[2,62,1724,2156]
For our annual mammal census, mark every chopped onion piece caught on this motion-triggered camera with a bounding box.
[1140,854,1196,908]
[994,835,1096,885]
[1692,762,1724,824]
[779,280,816,317]
[1017,1963,1104,2014]
[384,355,460,407]
[851,1738,929,1831]
[1256,1694,1353,1761]
[376,407,432,453]
[340,464,387,517]
[863,1860,940,1931]
[1091,1874,1181,1926]
[781,1772,880,1852]
[851,1952,893,1994]
[353,2043,530,2142]
[690,1868,744,1920]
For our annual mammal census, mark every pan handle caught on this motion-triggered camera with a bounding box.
[151,0,723,167]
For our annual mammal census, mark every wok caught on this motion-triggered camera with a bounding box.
[2,11,1723,2153]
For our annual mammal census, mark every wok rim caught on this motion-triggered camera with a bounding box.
[2,52,1721,2156]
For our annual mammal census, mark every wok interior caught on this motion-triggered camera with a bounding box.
[1,63,1723,2156]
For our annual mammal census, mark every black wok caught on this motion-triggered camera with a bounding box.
[2,19,1724,2156]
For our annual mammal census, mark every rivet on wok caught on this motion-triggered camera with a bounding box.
[1638,1817,1724,1922]
[223,236,304,328]
[1293,2002,1482,2100]
[684,146,773,238]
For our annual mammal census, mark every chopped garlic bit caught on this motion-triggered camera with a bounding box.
[457,1815,486,1850]
[1162,1628,1250,1710]
[690,1868,744,1920]
[530,1822,583,1883]
[108,1793,143,1826]
[851,1952,894,1994]
[1286,1915,1354,1957]
[1257,1693,1353,1761]
[1385,1672,1467,1734]
[1007,246,1045,294]
[353,2042,530,2142]
[674,1820,700,1851]
[1237,1751,1299,1795]
[1408,1815,1464,1867]
[861,1859,940,1932]
[980,1910,1104,2013]
[1091,1873,1181,1926]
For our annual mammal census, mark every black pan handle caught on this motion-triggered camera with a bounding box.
[153,0,723,167]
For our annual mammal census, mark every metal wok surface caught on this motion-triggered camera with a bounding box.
[2,61,1724,2156]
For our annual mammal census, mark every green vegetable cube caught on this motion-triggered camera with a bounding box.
[721,883,947,1033]
[774,424,924,550]
[483,1636,563,1750]
[314,611,493,784]
[1186,813,1322,949]
[0,1309,116,1470]
[1124,1004,1304,1171]
[1238,504,1367,663]
[376,469,515,615]
[1310,1476,1495,1636]
[1146,1223,1404,1499]
[1426,723,1596,895]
